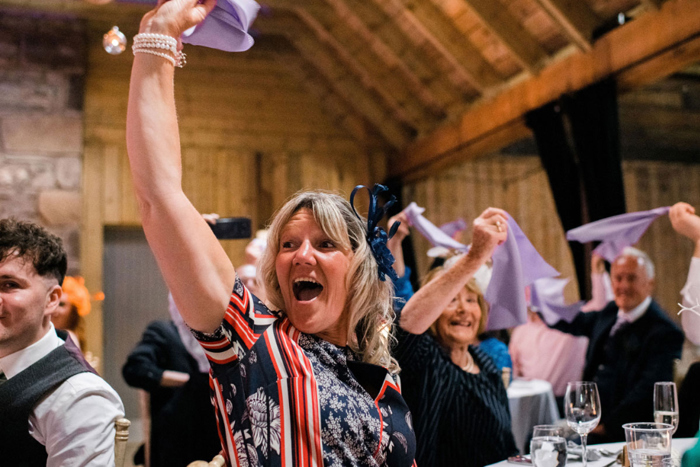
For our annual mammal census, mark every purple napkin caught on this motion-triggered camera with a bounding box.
[181,0,259,52]
[566,207,670,262]
[529,277,584,325]
[485,217,560,330]
[440,218,467,239]
[403,203,469,252]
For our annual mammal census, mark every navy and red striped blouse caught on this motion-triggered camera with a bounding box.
[192,276,416,467]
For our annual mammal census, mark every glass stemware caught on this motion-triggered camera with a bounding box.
[564,382,601,467]
[654,382,679,436]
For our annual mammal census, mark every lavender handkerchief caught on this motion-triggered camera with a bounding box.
[566,207,670,262]
[485,217,560,330]
[403,202,469,252]
[440,218,467,239]
[182,0,259,52]
[530,277,584,325]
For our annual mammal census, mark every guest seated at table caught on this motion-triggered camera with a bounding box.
[390,208,518,466]
[510,255,612,414]
[548,247,684,443]
[388,211,512,373]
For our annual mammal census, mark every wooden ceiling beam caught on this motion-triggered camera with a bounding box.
[257,14,413,148]
[451,0,548,74]
[258,12,418,135]
[318,0,447,120]
[639,0,665,10]
[532,0,600,52]
[393,0,700,180]
[277,49,392,152]
[369,0,502,93]
[265,0,448,122]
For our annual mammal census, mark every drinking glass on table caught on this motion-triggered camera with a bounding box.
[623,422,674,467]
[654,382,679,435]
[530,425,567,467]
[564,382,601,467]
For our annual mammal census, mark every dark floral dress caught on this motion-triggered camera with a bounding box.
[192,276,416,467]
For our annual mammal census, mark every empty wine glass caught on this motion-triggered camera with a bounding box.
[564,382,601,467]
[654,382,679,435]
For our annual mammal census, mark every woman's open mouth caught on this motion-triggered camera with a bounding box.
[293,278,324,302]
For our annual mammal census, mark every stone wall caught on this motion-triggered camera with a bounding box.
[0,10,86,273]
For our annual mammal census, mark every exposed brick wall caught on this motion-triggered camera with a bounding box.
[0,10,87,273]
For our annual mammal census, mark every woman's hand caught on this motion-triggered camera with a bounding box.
[387,212,410,277]
[466,207,508,266]
[670,202,700,242]
[140,0,218,38]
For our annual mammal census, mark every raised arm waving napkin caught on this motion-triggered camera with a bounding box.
[566,207,670,262]
[485,217,559,330]
[182,0,259,52]
[402,204,558,330]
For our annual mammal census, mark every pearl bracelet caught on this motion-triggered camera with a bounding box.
[132,47,177,67]
[132,32,186,68]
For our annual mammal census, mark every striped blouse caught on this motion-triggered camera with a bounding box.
[394,325,518,467]
[192,276,416,467]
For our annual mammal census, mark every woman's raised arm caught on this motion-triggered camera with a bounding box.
[126,0,234,333]
[399,208,507,334]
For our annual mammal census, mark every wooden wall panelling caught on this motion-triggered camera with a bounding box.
[81,143,105,372]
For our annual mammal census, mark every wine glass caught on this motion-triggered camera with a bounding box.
[564,382,601,467]
[654,382,679,435]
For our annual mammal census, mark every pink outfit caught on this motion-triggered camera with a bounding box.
[510,273,613,396]
[509,316,588,397]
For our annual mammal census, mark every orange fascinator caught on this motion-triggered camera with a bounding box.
[61,276,105,317]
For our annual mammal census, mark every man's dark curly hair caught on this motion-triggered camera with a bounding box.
[0,218,67,285]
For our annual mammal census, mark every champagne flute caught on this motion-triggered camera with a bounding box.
[654,382,679,435]
[564,382,601,467]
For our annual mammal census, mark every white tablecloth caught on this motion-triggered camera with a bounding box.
[508,379,560,454]
[488,438,698,467]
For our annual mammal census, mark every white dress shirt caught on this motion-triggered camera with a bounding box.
[681,257,700,345]
[0,324,125,467]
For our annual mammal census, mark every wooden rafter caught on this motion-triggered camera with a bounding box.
[450,0,548,74]
[318,0,447,119]
[639,0,665,10]
[532,0,600,52]
[257,13,413,148]
[266,0,448,123]
[276,46,390,152]
[367,0,502,94]
[394,0,700,180]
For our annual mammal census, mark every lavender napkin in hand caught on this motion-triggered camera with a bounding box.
[182,0,260,52]
[566,207,670,262]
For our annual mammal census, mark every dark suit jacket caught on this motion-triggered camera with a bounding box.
[122,321,220,467]
[552,300,684,441]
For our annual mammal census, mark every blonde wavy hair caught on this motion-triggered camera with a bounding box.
[258,190,398,372]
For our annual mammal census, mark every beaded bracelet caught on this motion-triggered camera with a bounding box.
[132,47,177,67]
[132,32,186,68]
